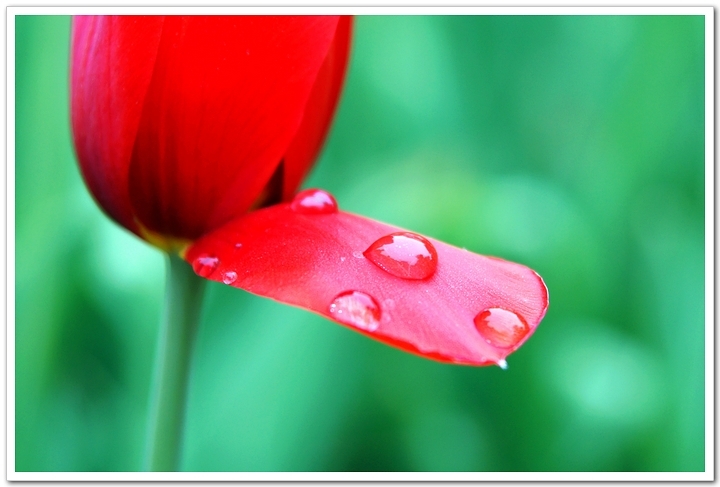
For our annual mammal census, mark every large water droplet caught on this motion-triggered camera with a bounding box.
[290,188,338,214]
[328,290,381,332]
[363,232,438,280]
[222,271,237,285]
[474,308,529,349]
[193,255,219,278]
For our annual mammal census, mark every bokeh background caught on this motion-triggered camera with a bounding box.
[15,15,706,472]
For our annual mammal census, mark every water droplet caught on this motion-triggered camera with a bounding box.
[363,232,438,280]
[353,251,363,259]
[340,256,346,262]
[234,242,243,249]
[496,359,508,370]
[328,290,381,332]
[474,308,529,349]
[290,188,338,214]
[222,271,237,285]
[193,255,219,278]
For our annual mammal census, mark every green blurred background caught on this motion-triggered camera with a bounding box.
[15,15,706,472]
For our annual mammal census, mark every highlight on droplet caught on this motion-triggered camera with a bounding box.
[328,290,381,332]
[192,255,219,278]
[290,188,338,214]
[363,232,438,280]
[222,271,238,285]
[474,307,530,349]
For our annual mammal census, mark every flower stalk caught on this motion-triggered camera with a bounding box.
[144,253,206,471]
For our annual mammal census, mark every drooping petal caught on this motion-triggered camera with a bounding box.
[282,16,353,200]
[71,15,165,235]
[127,16,342,240]
[184,197,548,366]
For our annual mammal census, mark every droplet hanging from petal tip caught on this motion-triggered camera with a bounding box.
[496,359,508,370]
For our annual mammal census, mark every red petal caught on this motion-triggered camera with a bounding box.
[184,201,548,366]
[127,16,341,240]
[71,16,165,235]
[282,16,353,200]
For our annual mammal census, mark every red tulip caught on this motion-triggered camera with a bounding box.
[71,15,548,367]
[72,15,350,247]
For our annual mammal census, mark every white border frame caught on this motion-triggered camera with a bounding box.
[6,6,714,482]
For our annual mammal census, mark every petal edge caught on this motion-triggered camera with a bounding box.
[185,201,548,366]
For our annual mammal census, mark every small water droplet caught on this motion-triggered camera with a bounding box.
[222,271,237,285]
[234,242,243,249]
[328,290,381,332]
[363,232,438,280]
[340,256,346,262]
[474,308,529,349]
[290,188,338,214]
[353,251,363,259]
[496,359,508,370]
[193,255,219,278]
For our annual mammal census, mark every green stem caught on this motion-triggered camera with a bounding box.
[144,253,206,471]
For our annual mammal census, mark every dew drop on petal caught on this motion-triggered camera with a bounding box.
[193,255,219,278]
[496,359,508,370]
[352,251,363,259]
[290,188,338,214]
[363,232,438,280]
[234,242,243,249]
[474,308,529,349]
[328,290,381,332]
[222,271,237,285]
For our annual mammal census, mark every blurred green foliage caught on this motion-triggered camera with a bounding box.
[15,15,705,472]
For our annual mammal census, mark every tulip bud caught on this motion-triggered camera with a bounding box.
[71,15,351,251]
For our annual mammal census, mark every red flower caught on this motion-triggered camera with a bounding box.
[71,15,548,366]
[72,15,350,247]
